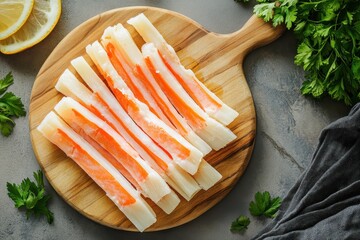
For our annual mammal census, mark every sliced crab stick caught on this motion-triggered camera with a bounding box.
[70,122,179,213]
[128,13,239,125]
[142,43,237,150]
[55,70,201,200]
[102,26,212,156]
[104,41,172,127]
[72,122,140,190]
[37,111,156,232]
[54,97,174,205]
[86,41,203,174]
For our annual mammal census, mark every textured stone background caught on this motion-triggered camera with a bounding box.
[0,0,350,239]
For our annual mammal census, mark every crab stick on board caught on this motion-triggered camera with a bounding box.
[142,43,237,151]
[57,69,201,200]
[102,26,212,156]
[86,41,203,175]
[128,13,239,126]
[37,112,156,232]
[54,97,178,207]
[72,122,140,190]
[102,40,173,128]
[70,122,179,213]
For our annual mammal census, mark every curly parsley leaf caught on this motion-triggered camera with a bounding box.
[249,191,282,218]
[231,215,251,232]
[0,72,26,136]
[7,170,54,224]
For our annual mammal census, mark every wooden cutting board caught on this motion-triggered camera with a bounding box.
[29,6,283,231]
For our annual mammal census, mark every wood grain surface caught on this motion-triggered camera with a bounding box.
[29,6,283,231]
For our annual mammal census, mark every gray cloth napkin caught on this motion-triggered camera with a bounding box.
[252,103,360,240]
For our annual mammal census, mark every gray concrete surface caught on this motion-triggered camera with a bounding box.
[0,1,351,239]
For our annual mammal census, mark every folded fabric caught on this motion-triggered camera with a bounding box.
[252,103,360,240]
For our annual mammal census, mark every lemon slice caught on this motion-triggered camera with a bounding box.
[0,0,35,40]
[0,0,61,54]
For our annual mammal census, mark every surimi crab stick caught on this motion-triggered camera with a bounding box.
[54,97,178,209]
[56,69,201,200]
[102,26,212,156]
[142,43,237,151]
[127,13,239,126]
[71,122,140,189]
[70,122,179,213]
[86,41,203,175]
[103,24,236,150]
[104,40,173,128]
[37,112,156,232]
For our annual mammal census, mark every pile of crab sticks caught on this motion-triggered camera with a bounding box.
[38,13,239,231]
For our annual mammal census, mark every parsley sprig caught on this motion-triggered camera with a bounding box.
[231,215,251,232]
[249,191,282,218]
[0,72,26,136]
[236,0,360,105]
[7,170,54,224]
[231,191,282,233]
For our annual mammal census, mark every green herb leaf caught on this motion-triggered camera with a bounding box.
[0,72,14,96]
[249,191,282,218]
[0,92,26,118]
[231,215,251,232]
[6,170,54,224]
[254,2,276,22]
[0,72,26,136]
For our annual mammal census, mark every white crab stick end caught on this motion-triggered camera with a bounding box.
[193,160,222,190]
[156,190,180,214]
[142,43,237,150]
[37,111,156,232]
[54,97,172,203]
[55,69,201,200]
[128,13,239,125]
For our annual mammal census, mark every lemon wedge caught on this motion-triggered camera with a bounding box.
[0,0,61,54]
[0,0,35,40]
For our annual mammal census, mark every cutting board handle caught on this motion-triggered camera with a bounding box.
[220,15,285,63]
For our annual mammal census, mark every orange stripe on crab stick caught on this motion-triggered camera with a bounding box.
[57,128,136,205]
[159,50,221,110]
[37,112,156,232]
[97,93,171,172]
[72,123,141,190]
[104,42,173,127]
[106,43,147,105]
[144,57,207,130]
[54,97,172,203]
[127,13,238,126]
[134,65,189,135]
